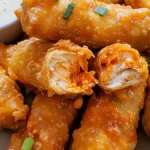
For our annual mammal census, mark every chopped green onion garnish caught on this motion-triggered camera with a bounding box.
[54,0,59,2]
[146,58,150,67]
[95,5,108,16]
[63,2,75,19]
[21,138,34,150]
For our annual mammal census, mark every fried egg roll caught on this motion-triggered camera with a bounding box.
[125,0,150,9]
[0,38,96,96]
[9,94,81,150]
[0,66,28,129]
[72,87,146,150]
[18,0,150,51]
[72,43,148,150]
[95,44,148,92]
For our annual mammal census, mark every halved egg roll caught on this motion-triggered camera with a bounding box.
[72,44,148,150]
[72,87,146,150]
[8,94,81,150]
[18,0,150,51]
[125,0,150,9]
[95,43,148,92]
[0,38,97,96]
[0,66,28,129]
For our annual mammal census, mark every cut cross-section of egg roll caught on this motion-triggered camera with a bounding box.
[0,38,97,96]
[8,94,81,150]
[125,0,150,9]
[72,44,148,150]
[95,43,148,92]
[17,0,150,51]
[0,66,28,130]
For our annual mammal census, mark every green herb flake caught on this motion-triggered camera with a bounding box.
[146,58,150,67]
[63,2,75,19]
[54,0,59,2]
[95,5,108,16]
[21,138,34,150]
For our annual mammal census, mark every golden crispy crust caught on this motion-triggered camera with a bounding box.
[95,44,148,92]
[0,43,14,71]
[73,43,148,149]
[8,38,53,88]
[72,86,146,150]
[142,88,150,136]
[0,66,28,129]
[18,0,150,51]
[8,129,27,150]
[99,0,123,3]
[9,94,80,150]
[7,38,96,96]
[125,0,150,9]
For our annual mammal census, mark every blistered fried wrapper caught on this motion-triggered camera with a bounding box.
[72,44,148,150]
[0,38,97,97]
[8,94,81,150]
[16,0,150,51]
[0,66,28,130]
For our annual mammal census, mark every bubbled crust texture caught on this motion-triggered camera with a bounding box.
[125,0,150,9]
[9,94,78,150]
[0,66,28,129]
[8,38,53,89]
[20,0,150,51]
[72,86,146,150]
[0,43,14,71]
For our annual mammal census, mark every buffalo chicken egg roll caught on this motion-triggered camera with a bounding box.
[0,66,28,129]
[0,38,97,96]
[95,43,148,92]
[72,44,148,150]
[17,0,150,51]
[8,94,81,150]
[72,87,146,150]
[125,0,150,9]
